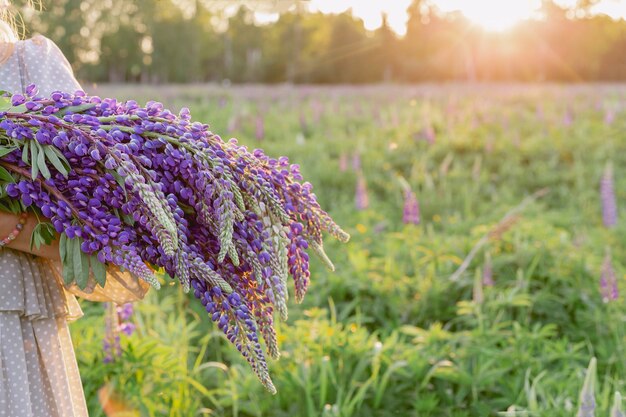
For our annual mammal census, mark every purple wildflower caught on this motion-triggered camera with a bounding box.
[355,173,369,211]
[402,189,420,225]
[563,108,573,127]
[352,152,361,171]
[605,108,616,125]
[601,248,619,302]
[601,163,617,228]
[255,114,264,141]
[0,84,349,393]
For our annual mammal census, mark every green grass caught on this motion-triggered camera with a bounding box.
[72,84,626,416]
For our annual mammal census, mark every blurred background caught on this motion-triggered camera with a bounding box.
[15,0,626,84]
[12,1,626,416]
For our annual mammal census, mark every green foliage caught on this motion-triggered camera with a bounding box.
[17,0,626,83]
[70,84,626,416]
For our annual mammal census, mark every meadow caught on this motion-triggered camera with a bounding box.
[71,83,626,417]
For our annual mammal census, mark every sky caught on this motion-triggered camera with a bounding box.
[304,0,626,35]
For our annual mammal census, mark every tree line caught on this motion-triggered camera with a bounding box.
[21,0,626,83]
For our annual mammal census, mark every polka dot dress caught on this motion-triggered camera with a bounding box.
[0,35,89,417]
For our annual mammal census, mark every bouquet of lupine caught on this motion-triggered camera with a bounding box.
[0,84,349,393]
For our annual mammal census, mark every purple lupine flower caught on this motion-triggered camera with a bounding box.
[423,125,436,144]
[355,173,369,211]
[601,163,617,228]
[103,302,136,361]
[563,108,573,127]
[611,392,624,417]
[601,249,619,302]
[605,108,616,126]
[117,303,134,321]
[352,152,361,171]
[0,84,349,394]
[402,189,420,225]
[577,358,597,417]
[119,322,136,336]
[255,114,264,141]
[102,302,121,363]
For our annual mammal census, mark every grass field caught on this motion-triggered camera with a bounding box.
[71,84,626,417]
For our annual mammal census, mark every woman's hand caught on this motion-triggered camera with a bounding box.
[0,210,61,262]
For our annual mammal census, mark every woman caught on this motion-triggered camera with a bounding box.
[0,2,149,416]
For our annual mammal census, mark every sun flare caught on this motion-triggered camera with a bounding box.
[437,0,540,32]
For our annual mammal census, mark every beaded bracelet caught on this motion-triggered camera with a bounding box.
[0,212,29,247]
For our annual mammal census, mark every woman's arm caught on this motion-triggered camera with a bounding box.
[0,210,60,261]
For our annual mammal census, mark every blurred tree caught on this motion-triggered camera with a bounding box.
[19,0,626,83]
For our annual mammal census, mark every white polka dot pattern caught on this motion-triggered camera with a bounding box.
[0,35,88,416]
[0,248,88,417]
[0,34,82,96]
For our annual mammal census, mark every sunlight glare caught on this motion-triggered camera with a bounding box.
[436,0,542,31]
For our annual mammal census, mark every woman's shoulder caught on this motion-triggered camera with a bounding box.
[25,33,55,50]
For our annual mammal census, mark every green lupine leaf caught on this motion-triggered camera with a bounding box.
[43,145,69,177]
[0,95,11,111]
[111,170,129,200]
[36,143,50,179]
[9,104,27,113]
[29,228,45,252]
[53,103,96,117]
[122,213,135,226]
[0,165,15,183]
[30,141,39,180]
[0,146,17,158]
[60,234,75,285]
[90,255,106,287]
[59,232,67,263]
[21,140,29,164]
[72,237,83,288]
[78,244,90,290]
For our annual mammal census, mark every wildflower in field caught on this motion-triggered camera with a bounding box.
[605,108,616,125]
[600,162,617,228]
[611,392,624,417]
[103,302,121,363]
[483,252,494,286]
[352,152,361,171]
[373,221,387,234]
[355,173,369,210]
[103,302,136,362]
[227,114,240,133]
[563,108,574,127]
[413,125,435,144]
[402,189,420,225]
[577,357,596,417]
[255,114,264,141]
[601,248,619,302]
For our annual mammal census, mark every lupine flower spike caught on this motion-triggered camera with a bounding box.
[402,188,420,225]
[355,172,369,210]
[611,391,624,417]
[0,85,349,394]
[577,357,596,417]
[601,247,619,302]
[102,302,136,363]
[601,162,618,228]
